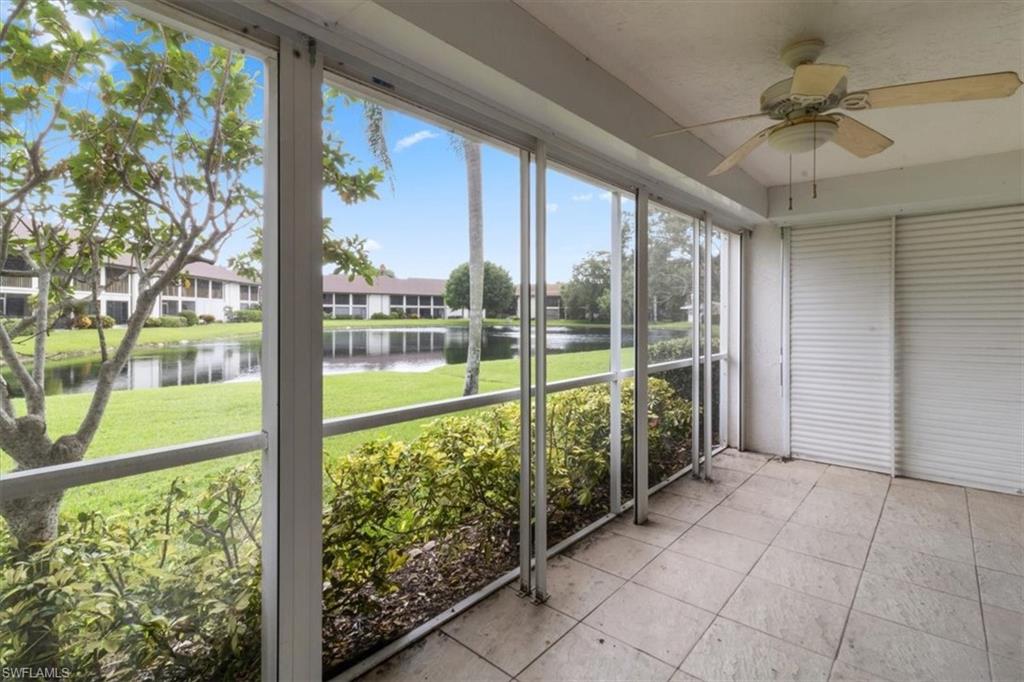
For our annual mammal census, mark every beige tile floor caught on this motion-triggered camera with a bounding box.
[362,450,1024,682]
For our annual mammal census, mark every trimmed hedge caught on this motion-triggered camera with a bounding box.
[143,315,188,328]
[0,379,691,678]
[229,309,262,323]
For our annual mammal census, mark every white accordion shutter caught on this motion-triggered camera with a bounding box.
[895,206,1024,494]
[788,219,894,472]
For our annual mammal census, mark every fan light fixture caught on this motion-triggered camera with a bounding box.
[767,118,837,153]
[651,37,1023,181]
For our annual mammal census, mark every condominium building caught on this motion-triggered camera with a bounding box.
[0,265,463,323]
[0,261,260,324]
[322,274,453,319]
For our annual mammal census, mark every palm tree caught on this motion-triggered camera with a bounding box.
[459,138,484,395]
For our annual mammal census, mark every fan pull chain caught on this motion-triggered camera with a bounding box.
[812,117,818,199]
[788,154,793,211]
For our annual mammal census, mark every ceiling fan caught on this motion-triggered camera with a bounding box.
[654,39,1023,177]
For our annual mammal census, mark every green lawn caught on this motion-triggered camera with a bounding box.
[19,317,655,360]
[4,347,636,516]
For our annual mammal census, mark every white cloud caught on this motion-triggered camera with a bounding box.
[599,191,613,202]
[65,10,97,37]
[571,193,593,202]
[395,130,439,152]
[364,238,382,252]
[547,202,559,213]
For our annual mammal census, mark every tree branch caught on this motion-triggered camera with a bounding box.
[0,0,29,46]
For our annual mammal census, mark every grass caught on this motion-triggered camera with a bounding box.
[4,347,635,517]
[17,317,662,360]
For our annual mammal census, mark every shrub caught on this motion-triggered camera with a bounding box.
[178,310,199,326]
[321,377,691,618]
[0,380,691,677]
[369,312,389,320]
[0,464,262,680]
[76,315,115,329]
[649,336,692,363]
[199,314,216,324]
[387,310,405,319]
[158,315,187,328]
[71,314,93,329]
[229,309,262,323]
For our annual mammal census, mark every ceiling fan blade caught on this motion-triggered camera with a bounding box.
[844,71,1023,109]
[653,112,768,139]
[791,63,849,99]
[831,114,894,158]
[709,123,784,175]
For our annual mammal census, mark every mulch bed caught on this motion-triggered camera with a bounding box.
[322,503,611,677]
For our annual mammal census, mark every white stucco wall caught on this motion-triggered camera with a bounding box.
[743,222,786,456]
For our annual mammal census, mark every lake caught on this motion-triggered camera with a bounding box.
[22,325,687,396]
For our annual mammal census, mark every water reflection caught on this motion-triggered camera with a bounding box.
[18,325,683,396]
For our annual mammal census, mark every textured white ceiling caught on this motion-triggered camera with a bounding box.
[515,0,1024,187]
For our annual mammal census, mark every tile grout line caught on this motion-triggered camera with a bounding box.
[827,472,892,679]
[669,459,820,679]
[846,606,993,654]
[964,486,994,681]
[667,467,761,680]
[509,479,721,681]
[598,474,743,678]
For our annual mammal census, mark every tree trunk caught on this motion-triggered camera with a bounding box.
[463,140,484,396]
[0,427,72,670]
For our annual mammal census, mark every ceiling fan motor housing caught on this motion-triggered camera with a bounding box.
[767,117,839,154]
[761,78,846,119]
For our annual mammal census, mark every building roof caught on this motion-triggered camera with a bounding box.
[182,262,257,285]
[322,274,446,296]
[517,283,563,297]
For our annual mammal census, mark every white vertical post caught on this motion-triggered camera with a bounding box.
[691,215,702,478]
[718,228,728,447]
[780,225,792,458]
[533,141,548,601]
[728,231,744,449]
[703,216,714,479]
[889,215,897,478]
[518,149,532,595]
[262,39,323,682]
[609,191,623,514]
[633,189,649,523]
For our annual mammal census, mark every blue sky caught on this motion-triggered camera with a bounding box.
[321,96,634,282]
[22,6,630,283]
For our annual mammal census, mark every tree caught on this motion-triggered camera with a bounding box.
[457,139,484,396]
[561,251,611,321]
[444,261,515,317]
[229,86,392,281]
[0,1,385,665]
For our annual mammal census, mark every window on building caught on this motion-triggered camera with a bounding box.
[162,300,180,315]
[211,281,223,299]
[1,294,27,318]
[181,300,196,312]
[352,293,367,305]
[105,267,130,294]
[197,278,210,298]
